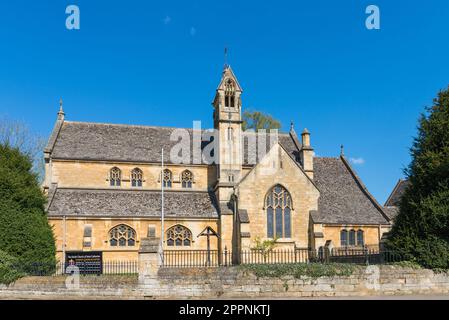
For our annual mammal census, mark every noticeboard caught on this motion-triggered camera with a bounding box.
[65,251,103,275]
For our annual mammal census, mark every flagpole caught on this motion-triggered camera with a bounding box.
[161,148,165,264]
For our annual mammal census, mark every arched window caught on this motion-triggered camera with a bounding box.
[162,169,172,188]
[357,230,364,246]
[340,230,348,246]
[131,168,143,187]
[166,225,192,247]
[265,184,292,238]
[224,79,235,108]
[181,170,193,188]
[109,224,136,247]
[349,229,356,246]
[110,167,121,187]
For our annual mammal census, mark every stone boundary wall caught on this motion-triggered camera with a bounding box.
[0,275,141,300]
[1,266,449,299]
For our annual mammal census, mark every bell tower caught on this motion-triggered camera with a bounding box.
[212,65,243,187]
[212,64,243,260]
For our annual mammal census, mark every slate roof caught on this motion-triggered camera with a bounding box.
[47,188,219,218]
[384,179,409,207]
[46,120,390,225]
[312,157,390,225]
[48,121,299,165]
[383,206,400,220]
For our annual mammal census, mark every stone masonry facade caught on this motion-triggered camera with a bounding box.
[43,64,392,263]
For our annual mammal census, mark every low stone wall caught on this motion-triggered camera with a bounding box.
[1,266,449,299]
[145,265,449,298]
[0,275,141,299]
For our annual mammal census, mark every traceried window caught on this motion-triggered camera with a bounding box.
[266,184,292,239]
[162,169,172,188]
[109,224,136,247]
[181,170,193,188]
[131,168,143,187]
[110,167,121,187]
[224,79,235,108]
[166,225,192,247]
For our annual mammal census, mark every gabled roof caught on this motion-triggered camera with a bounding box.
[216,65,243,92]
[46,119,389,225]
[312,157,390,225]
[49,121,298,165]
[383,206,400,220]
[384,179,409,207]
[47,188,219,218]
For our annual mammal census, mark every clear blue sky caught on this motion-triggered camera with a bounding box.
[1,1,448,203]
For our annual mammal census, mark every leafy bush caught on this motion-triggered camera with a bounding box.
[0,250,24,285]
[240,263,357,279]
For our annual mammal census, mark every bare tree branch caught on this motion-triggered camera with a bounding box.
[0,116,46,182]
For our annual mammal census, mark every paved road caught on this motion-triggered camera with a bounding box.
[299,295,449,300]
[2,294,449,300]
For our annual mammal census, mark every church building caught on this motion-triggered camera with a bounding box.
[43,65,392,262]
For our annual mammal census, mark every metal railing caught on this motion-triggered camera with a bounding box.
[14,261,139,276]
[240,248,313,265]
[161,246,405,268]
[162,249,233,268]
[329,246,403,265]
[16,247,407,274]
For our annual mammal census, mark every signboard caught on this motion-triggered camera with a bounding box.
[65,251,103,275]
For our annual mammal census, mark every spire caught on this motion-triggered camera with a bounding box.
[224,47,229,69]
[57,98,65,121]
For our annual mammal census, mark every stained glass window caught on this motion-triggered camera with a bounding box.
[131,168,143,187]
[265,184,292,238]
[110,167,121,186]
[162,169,172,188]
[166,225,192,247]
[109,225,136,247]
[181,170,193,188]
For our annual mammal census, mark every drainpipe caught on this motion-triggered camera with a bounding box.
[62,215,67,272]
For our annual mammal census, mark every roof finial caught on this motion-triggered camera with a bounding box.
[290,120,294,131]
[57,98,65,121]
[340,144,344,156]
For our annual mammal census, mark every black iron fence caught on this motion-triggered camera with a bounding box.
[162,249,233,267]
[13,261,138,276]
[161,246,405,268]
[240,248,313,265]
[16,247,406,274]
[328,246,403,265]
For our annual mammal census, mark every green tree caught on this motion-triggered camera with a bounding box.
[387,86,449,269]
[0,143,55,281]
[242,110,281,131]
